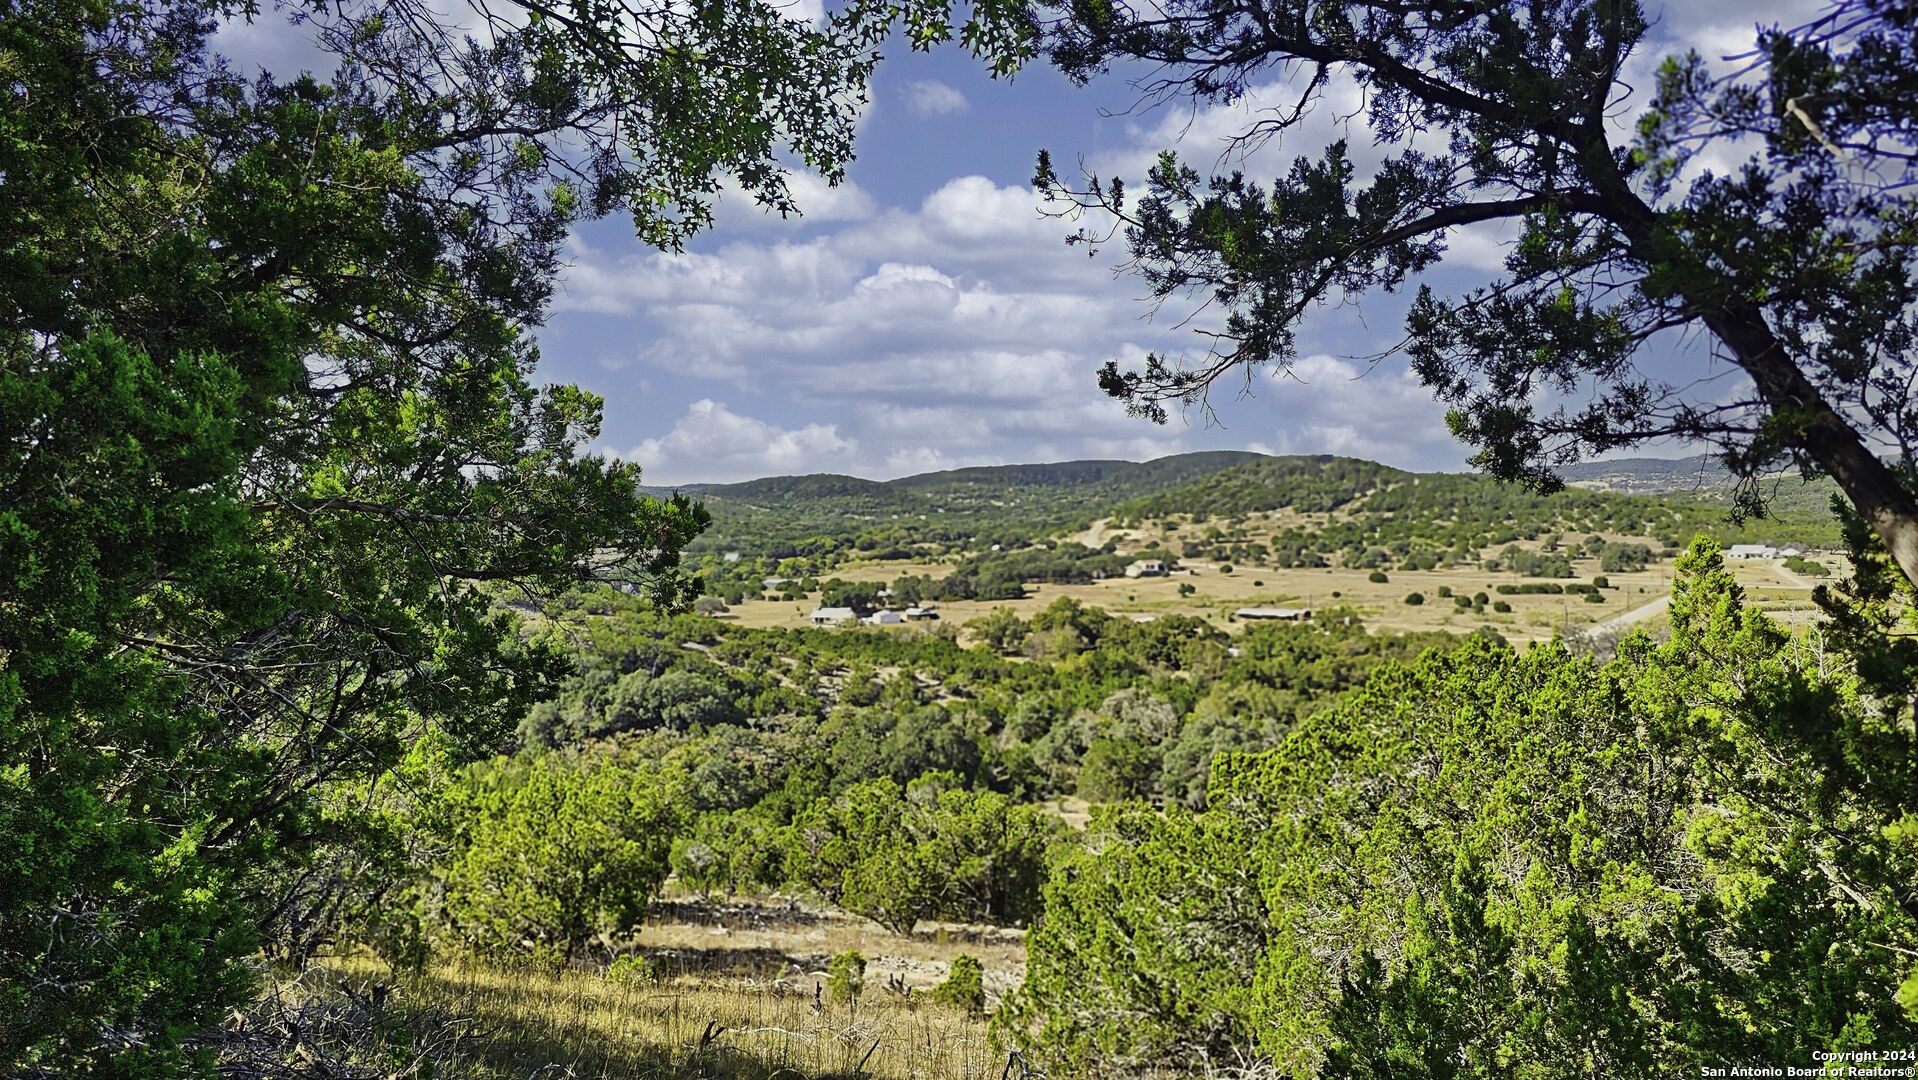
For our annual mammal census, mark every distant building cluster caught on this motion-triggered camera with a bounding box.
[808,605,939,627]
[1724,544,1804,560]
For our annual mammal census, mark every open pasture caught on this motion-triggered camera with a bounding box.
[711,517,1837,644]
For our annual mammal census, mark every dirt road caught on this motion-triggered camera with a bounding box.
[1586,593,1671,637]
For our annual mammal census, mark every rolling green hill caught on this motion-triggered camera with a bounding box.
[1556,454,1726,491]
[1110,454,1843,551]
[891,450,1264,511]
[670,451,1265,556]
[1111,455,1411,519]
[1095,458,1844,591]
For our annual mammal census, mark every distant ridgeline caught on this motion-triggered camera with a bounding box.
[652,450,1848,610]
[646,451,1265,557]
[657,454,1845,585]
[1555,453,1850,518]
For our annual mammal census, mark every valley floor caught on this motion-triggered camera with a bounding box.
[723,546,1830,645]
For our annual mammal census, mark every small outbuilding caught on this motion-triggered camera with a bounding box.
[864,609,906,626]
[903,606,940,621]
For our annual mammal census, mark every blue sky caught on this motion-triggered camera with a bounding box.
[222,0,1819,485]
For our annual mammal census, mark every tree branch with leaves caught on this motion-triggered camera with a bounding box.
[1032,0,1918,586]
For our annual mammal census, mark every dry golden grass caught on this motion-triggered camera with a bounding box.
[305,897,1023,1080]
[635,896,1027,1001]
[720,561,1677,644]
[1037,796,1092,831]
[829,561,957,584]
[320,954,1003,1080]
[712,519,1838,645]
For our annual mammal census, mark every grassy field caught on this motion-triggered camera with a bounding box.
[718,517,1838,644]
[634,896,1028,1001]
[303,897,1018,1080]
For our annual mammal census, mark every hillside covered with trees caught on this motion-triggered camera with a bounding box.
[663,450,1265,558]
[687,452,1844,618]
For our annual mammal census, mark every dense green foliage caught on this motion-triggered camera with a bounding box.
[1496,582,1569,595]
[522,590,1465,798]
[1004,541,1918,1075]
[226,587,1473,965]
[785,775,1060,933]
[466,590,1491,940]
[1115,456,1405,519]
[439,757,682,965]
[1786,554,1832,577]
[0,0,987,1066]
[828,950,868,1004]
[934,955,987,1014]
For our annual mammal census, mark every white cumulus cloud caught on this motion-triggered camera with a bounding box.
[902,79,970,118]
[1259,354,1465,468]
[563,168,1455,480]
[629,400,858,485]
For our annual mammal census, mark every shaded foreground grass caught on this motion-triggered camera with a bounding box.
[311,956,1003,1080]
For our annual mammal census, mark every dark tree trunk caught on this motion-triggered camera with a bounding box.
[1591,165,1918,588]
[1699,303,1918,589]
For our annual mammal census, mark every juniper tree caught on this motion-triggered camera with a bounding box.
[0,0,1029,1069]
[1031,0,1918,585]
